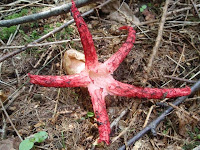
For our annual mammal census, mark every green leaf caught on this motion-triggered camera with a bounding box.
[34,131,48,143]
[87,112,94,118]
[194,127,199,134]
[19,139,34,150]
[29,137,36,143]
[148,3,152,7]
[80,117,86,120]
[140,5,147,12]
[0,26,17,40]
[142,5,147,9]
[197,134,200,140]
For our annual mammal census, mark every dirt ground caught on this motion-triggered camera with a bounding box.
[0,0,200,149]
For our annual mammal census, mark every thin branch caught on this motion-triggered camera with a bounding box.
[0,35,129,49]
[143,0,170,84]
[143,105,155,128]
[138,4,200,26]
[164,75,197,83]
[172,44,185,76]
[190,0,200,19]
[0,0,113,63]
[0,98,23,141]
[0,115,6,139]
[0,0,94,27]
[110,108,128,129]
[0,0,43,13]
[92,108,129,149]
[156,132,183,142]
[112,111,138,143]
[0,86,25,113]
[167,4,200,16]
[167,102,199,122]
[118,80,200,150]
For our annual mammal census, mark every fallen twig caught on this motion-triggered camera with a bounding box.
[167,4,200,16]
[0,0,93,27]
[112,111,138,143]
[143,105,155,128]
[164,75,197,83]
[0,0,43,13]
[138,4,200,26]
[0,0,113,63]
[118,80,200,150]
[167,102,199,122]
[0,35,145,49]
[172,44,185,76]
[110,108,129,129]
[0,35,127,49]
[143,0,170,84]
[190,0,200,19]
[92,108,129,149]
[0,86,25,113]
[156,132,183,142]
[0,96,23,141]
[0,115,6,139]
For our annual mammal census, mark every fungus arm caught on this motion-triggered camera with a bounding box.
[28,73,91,87]
[104,26,136,73]
[71,0,98,70]
[88,86,110,145]
[108,80,191,99]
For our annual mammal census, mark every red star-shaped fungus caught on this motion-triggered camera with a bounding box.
[28,0,191,145]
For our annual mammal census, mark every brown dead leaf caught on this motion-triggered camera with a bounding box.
[109,24,121,35]
[18,126,32,135]
[142,9,155,22]
[0,90,8,103]
[176,111,188,137]
[34,121,45,128]
[101,0,140,25]
[133,140,142,150]
[0,137,20,150]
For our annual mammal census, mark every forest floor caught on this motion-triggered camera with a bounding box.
[0,0,200,149]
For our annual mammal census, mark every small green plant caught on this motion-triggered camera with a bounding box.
[77,111,94,122]
[140,5,147,12]
[86,111,94,118]
[19,29,41,43]
[30,22,39,28]
[55,27,73,40]
[0,26,18,40]
[4,9,28,20]
[43,24,54,35]
[61,131,66,149]
[147,3,152,7]
[32,7,41,14]
[183,127,200,150]
[0,9,28,41]
[30,30,40,40]
[19,131,48,150]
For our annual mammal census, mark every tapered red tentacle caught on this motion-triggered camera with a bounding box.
[71,0,98,70]
[28,72,91,87]
[88,85,110,145]
[108,80,191,99]
[104,26,136,73]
